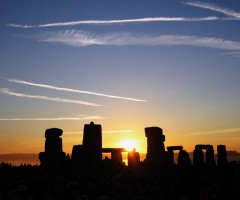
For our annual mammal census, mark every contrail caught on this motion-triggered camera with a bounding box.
[7,78,146,102]
[0,88,101,106]
[184,1,240,19]
[6,16,218,28]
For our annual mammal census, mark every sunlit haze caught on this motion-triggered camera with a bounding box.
[118,140,138,152]
[0,0,240,156]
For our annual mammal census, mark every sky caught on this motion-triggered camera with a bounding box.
[0,0,240,155]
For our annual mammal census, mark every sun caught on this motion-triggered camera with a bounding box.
[119,140,136,151]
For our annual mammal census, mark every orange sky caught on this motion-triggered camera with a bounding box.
[1,120,240,155]
[1,1,240,156]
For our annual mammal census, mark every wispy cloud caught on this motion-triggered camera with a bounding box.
[186,128,240,136]
[38,30,240,51]
[184,1,240,19]
[0,88,101,106]
[215,136,240,141]
[7,78,146,102]
[0,115,105,121]
[221,51,240,58]
[6,16,218,28]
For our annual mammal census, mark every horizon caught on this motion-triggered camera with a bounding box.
[1,150,240,166]
[1,1,240,154]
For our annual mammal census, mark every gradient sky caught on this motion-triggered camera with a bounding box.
[1,0,240,155]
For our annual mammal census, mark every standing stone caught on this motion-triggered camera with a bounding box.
[111,150,123,164]
[44,128,63,154]
[178,150,190,167]
[166,150,174,167]
[145,127,166,167]
[71,144,88,173]
[71,145,87,164]
[39,128,67,170]
[45,137,62,154]
[193,145,204,167]
[205,145,216,167]
[217,145,228,166]
[128,149,140,169]
[83,122,102,167]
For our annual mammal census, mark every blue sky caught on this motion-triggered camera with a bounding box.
[0,0,240,154]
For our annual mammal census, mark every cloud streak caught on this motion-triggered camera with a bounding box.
[0,115,105,121]
[38,30,240,51]
[186,128,240,136]
[7,78,146,102]
[7,16,218,28]
[184,1,240,19]
[0,88,101,106]
[221,51,240,58]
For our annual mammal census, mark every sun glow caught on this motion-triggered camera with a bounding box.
[118,140,136,151]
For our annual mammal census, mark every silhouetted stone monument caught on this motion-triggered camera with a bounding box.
[178,149,191,167]
[193,145,204,167]
[167,146,183,151]
[39,128,67,170]
[70,122,103,172]
[45,128,63,153]
[145,126,166,167]
[166,146,184,166]
[82,122,102,168]
[217,145,228,166]
[71,145,87,170]
[111,150,123,164]
[166,146,191,167]
[71,122,132,173]
[205,145,216,167]
[128,148,140,169]
[102,148,127,165]
[193,144,215,167]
